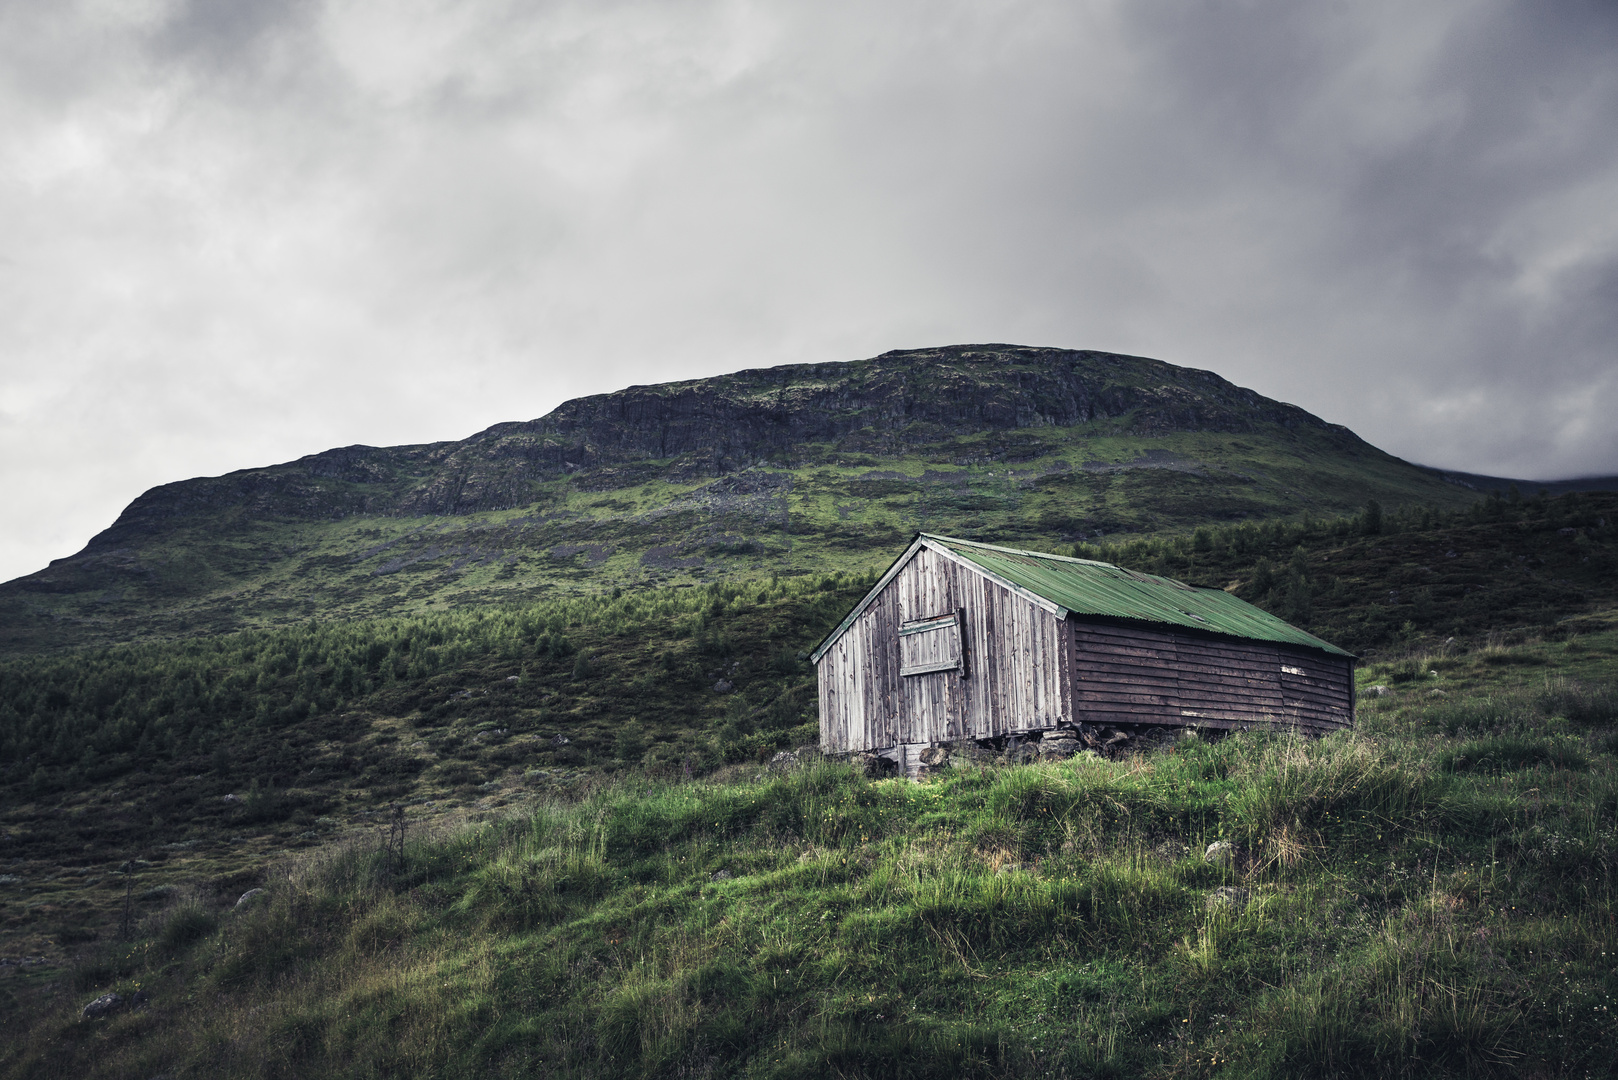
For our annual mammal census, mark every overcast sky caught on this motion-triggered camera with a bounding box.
[2,0,1616,583]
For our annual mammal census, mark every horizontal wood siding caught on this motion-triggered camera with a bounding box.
[1070,621,1352,734]
[1277,645,1355,729]
[1070,624,1181,726]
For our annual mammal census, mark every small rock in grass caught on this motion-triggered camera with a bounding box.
[709,869,733,882]
[1367,685,1389,698]
[713,679,734,694]
[851,751,894,777]
[234,888,266,908]
[1204,841,1235,866]
[1038,735,1082,758]
[917,746,949,767]
[995,862,1034,875]
[82,993,124,1020]
[221,793,242,804]
[1154,839,1192,862]
[1206,886,1250,912]
[769,750,800,770]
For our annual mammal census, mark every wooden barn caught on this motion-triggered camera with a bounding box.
[812,534,1354,772]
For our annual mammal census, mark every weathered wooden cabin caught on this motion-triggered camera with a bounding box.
[812,534,1354,771]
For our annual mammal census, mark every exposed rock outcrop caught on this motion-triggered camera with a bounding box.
[71,345,1372,548]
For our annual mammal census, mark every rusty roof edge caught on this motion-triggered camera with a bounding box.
[808,535,930,664]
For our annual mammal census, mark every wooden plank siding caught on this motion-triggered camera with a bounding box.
[818,544,1070,752]
[1070,621,1352,734]
[818,543,1353,755]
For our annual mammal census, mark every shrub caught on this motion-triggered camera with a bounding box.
[158,903,218,952]
[1439,736,1587,774]
[1537,679,1618,725]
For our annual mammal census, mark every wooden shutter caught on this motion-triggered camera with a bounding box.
[899,610,966,678]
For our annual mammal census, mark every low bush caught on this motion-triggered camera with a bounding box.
[1538,678,1618,725]
[1439,735,1587,774]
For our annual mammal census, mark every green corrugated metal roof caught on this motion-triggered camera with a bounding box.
[926,534,1352,657]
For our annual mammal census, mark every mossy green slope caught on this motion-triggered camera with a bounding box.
[4,634,1617,1079]
[0,345,1481,653]
[1,492,1614,1008]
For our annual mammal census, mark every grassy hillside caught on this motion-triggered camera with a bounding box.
[3,630,1616,1079]
[2,411,1482,654]
[2,491,1615,1078]
[1,492,1614,974]
[1083,488,1618,654]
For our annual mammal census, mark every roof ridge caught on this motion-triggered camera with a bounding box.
[917,532,1115,568]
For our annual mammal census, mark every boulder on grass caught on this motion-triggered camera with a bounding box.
[1038,734,1082,758]
[82,993,123,1020]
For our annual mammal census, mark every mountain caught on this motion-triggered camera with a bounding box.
[1418,465,1618,497]
[0,344,1485,652]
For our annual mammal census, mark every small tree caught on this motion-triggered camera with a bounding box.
[1360,498,1383,536]
[615,718,647,764]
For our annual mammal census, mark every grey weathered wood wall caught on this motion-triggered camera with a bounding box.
[818,544,1069,752]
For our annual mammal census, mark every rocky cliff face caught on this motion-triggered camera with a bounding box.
[83,345,1366,550]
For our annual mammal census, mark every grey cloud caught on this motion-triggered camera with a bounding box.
[146,0,316,62]
[0,0,1616,584]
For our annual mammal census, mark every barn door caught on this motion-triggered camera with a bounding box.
[898,610,965,743]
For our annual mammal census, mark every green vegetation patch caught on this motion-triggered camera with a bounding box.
[6,665,1617,1080]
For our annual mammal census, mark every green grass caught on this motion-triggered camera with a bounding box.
[0,572,877,973]
[2,492,1616,1076]
[4,637,1616,1078]
[1,494,1615,985]
[0,420,1484,653]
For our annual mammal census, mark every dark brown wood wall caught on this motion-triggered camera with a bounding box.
[818,544,1069,752]
[1069,621,1352,734]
